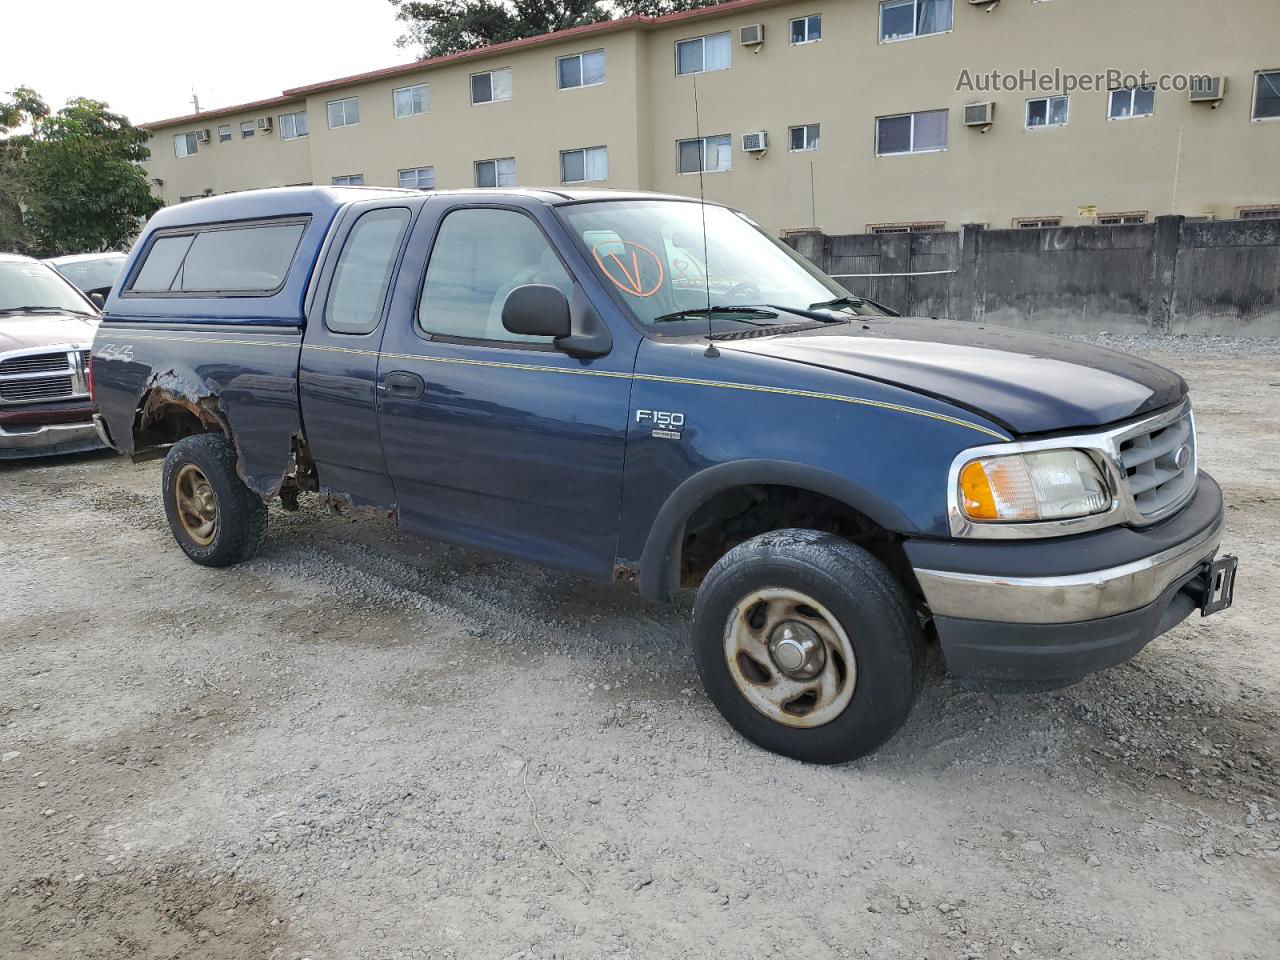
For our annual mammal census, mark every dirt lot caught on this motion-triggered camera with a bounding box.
[2,336,1278,960]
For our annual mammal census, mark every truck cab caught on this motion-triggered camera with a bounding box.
[91,187,1237,763]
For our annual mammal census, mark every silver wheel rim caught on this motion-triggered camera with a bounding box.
[722,587,858,729]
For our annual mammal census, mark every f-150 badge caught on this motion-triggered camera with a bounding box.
[636,409,685,440]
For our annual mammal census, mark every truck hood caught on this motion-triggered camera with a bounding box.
[0,312,98,353]
[718,316,1186,435]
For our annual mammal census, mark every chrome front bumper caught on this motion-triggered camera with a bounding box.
[0,419,103,458]
[913,499,1224,625]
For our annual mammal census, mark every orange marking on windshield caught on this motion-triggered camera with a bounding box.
[592,241,664,297]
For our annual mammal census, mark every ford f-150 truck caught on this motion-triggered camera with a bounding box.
[90,186,1238,763]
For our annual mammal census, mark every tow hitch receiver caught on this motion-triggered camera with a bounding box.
[1197,555,1238,617]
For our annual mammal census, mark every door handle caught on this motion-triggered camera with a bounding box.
[379,370,426,399]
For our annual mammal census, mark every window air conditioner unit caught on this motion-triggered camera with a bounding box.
[739,23,764,46]
[1189,76,1226,104]
[964,102,995,126]
[194,128,211,143]
[742,131,768,152]
[256,116,274,131]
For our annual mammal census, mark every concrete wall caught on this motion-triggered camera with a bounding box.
[140,0,1280,234]
[787,217,1280,336]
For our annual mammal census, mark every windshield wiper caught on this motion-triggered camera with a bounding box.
[808,296,865,312]
[652,306,780,324]
[807,295,900,318]
[0,305,94,317]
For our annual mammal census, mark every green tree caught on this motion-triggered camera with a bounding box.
[0,87,49,253]
[612,0,726,15]
[391,0,611,58]
[0,89,160,256]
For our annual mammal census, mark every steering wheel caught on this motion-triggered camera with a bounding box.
[723,281,761,303]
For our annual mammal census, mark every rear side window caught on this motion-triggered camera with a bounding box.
[324,207,411,335]
[129,219,308,295]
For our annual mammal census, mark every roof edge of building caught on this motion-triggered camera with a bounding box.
[140,0,786,131]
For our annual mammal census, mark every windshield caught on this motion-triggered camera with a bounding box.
[0,261,94,316]
[51,255,126,293]
[557,200,879,336]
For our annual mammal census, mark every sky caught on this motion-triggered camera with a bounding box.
[3,0,417,125]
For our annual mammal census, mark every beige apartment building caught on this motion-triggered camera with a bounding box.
[142,0,1280,236]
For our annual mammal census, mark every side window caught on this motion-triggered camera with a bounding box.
[128,221,307,294]
[324,207,411,335]
[417,208,573,345]
[131,235,195,291]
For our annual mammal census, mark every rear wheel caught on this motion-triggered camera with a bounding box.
[692,529,924,764]
[162,433,267,567]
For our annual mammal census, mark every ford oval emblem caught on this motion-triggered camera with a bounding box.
[1174,445,1192,470]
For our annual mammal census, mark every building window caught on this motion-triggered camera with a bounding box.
[279,111,309,140]
[788,124,821,151]
[475,157,516,187]
[471,68,513,104]
[394,83,428,118]
[1109,86,1155,119]
[1026,95,1069,129]
[398,166,435,190]
[1014,217,1063,229]
[876,110,948,155]
[868,221,946,234]
[880,0,953,42]
[677,134,732,174]
[675,32,731,76]
[1239,204,1280,219]
[217,124,232,143]
[327,97,360,128]
[561,146,608,183]
[558,50,605,89]
[332,175,365,186]
[1253,71,1280,120]
[240,120,255,139]
[174,132,198,158]
[790,15,822,44]
[1097,211,1148,225]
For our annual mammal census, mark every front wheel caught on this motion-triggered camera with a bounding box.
[692,529,924,764]
[161,432,268,567]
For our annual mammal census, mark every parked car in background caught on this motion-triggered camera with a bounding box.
[0,254,103,458]
[45,252,128,306]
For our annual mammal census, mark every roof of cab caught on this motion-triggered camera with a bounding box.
[0,252,40,264]
[146,186,714,230]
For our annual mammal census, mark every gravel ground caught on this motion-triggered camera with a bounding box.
[2,336,1278,960]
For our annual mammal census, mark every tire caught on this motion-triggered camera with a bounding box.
[692,529,924,764]
[161,432,268,567]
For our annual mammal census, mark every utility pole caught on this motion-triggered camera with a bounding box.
[191,91,201,114]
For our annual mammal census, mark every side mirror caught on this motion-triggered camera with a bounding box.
[88,292,106,309]
[502,284,571,338]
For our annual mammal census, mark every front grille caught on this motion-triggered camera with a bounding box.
[0,353,68,375]
[0,376,75,402]
[1119,408,1197,518]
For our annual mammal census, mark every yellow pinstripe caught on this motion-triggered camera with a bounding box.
[109,332,1010,441]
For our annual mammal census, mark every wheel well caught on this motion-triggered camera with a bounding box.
[677,484,920,602]
[133,391,226,455]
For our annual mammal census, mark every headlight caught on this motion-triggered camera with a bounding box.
[958,449,1111,523]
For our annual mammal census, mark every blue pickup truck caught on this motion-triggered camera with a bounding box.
[90,186,1237,763]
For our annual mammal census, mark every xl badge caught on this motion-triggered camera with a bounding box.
[636,409,685,440]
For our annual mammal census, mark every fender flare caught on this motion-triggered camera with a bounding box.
[636,459,918,602]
